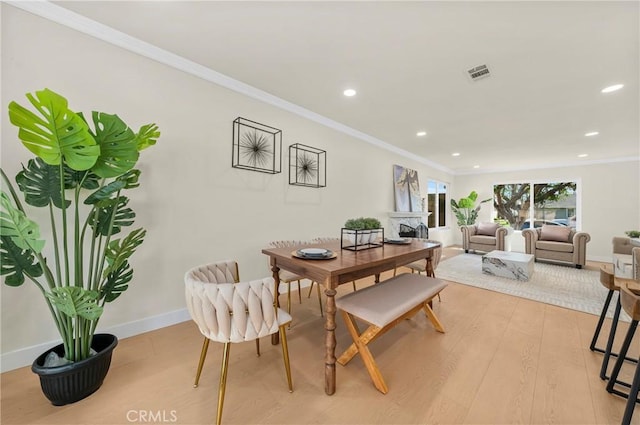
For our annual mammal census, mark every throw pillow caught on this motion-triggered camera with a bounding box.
[476,222,499,236]
[540,225,571,242]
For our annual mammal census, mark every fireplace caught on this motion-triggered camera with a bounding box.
[398,223,429,239]
[387,212,430,238]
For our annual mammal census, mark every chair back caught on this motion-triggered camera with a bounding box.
[186,260,240,284]
[313,237,339,243]
[620,283,640,321]
[613,237,635,255]
[185,270,284,343]
[269,240,308,248]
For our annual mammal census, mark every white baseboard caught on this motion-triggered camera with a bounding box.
[1,308,191,373]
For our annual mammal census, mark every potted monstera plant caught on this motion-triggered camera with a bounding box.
[0,88,159,405]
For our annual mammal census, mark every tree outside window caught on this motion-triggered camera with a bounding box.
[493,182,577,230]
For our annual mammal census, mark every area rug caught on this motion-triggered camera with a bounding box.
[436,254,630,321]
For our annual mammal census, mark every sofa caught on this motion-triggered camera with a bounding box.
[522,225,590,268]
[461,222,508,254]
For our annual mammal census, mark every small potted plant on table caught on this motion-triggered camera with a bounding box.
[341,217,384,250]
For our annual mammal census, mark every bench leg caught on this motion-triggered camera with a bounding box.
[338,306,423,366]
[423,302,445,333]
[338,317,374,366]
[339,311,389,394]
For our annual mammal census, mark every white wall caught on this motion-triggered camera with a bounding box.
[0,5,453,369]
[452,161,640,259]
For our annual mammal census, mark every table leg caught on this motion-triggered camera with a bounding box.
[271,263,281,345]
[324,286,337,395]
[426,257,434,277]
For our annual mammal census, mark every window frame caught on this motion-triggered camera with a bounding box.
[427,179,449,230]
[492,178,582,231]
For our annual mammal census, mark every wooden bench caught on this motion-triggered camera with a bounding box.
[335,273,448,394]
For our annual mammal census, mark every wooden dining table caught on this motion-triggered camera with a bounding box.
[261,239,441,395]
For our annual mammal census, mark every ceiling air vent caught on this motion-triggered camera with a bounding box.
[467,64,491,81]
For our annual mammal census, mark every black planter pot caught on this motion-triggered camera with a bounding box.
[32,333,118,406]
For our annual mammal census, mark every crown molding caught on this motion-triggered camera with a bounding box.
[454,156,640,176]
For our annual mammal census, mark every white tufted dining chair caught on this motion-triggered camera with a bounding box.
[185,262,293,425]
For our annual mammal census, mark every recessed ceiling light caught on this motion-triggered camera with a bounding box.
[452,152,460,157]
[584,131,599,137]
[601,84,624,93]
[416,131,427,137]
[473,165,480,169]
[578,153,588,158]
[343,89,356,97]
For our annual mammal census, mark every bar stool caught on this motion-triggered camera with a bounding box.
[591,264,637,381]
[606,281,640,425]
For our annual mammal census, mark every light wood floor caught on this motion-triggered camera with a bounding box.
[2,247,639,425]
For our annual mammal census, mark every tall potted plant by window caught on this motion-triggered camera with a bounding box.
[0,88,160,405]
[450,191,492,226]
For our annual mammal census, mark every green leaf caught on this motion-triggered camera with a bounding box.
[104,228,145,275]
[100,260,133,303]
[0,192,45,253]
[89,112,139,178]
[117,169,141,190]
[64,166,100,190]
[15,157,71,209]
[0,235,43,286]
[89,197,135,237]
[8,89,99,170]
[45,287,103,320]
[84,180,126,205]
[458,198,474,209]
[84,170,141,206]
[135,123,160,151]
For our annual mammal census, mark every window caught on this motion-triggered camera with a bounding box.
[493,181,578,231]
[427,180,448,228]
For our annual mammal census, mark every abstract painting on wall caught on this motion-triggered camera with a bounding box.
[393,165,422,212]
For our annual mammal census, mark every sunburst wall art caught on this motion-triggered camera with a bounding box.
[289,143,326,188]
[232,117,282,174]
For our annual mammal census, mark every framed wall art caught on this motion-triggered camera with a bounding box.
[232,117,282,174]
[289,143,326,188]
[393,164,421,212]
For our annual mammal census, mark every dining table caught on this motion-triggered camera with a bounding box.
[261,238,441,395]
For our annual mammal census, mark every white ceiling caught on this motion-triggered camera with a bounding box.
[52,1,639,174]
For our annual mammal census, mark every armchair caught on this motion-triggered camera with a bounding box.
[461,222,508,254]
[522,225,590,268]
[612,237,640,278]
